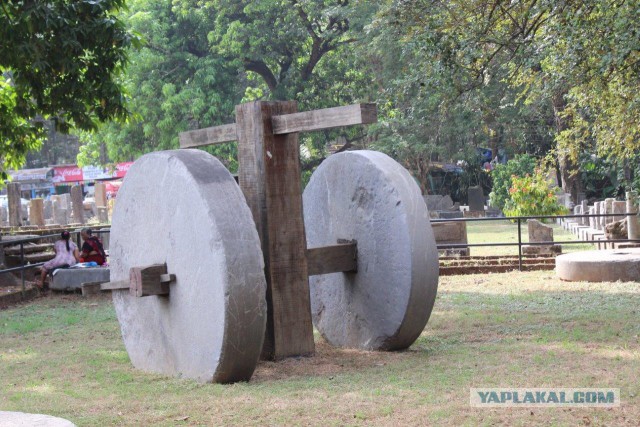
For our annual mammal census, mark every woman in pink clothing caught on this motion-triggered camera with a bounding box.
[38,231,80,289]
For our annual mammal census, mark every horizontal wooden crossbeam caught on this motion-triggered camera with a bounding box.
[179,123,237,148]
[272,103,377,135]
[178,103,377,149]
[306,240,357,276]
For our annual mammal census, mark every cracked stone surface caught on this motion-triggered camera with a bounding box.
[303,150,439,350]
[110,150,266,383]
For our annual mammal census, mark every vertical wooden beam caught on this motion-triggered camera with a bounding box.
[236,101,315,360]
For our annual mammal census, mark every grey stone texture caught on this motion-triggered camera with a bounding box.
[604,218,627,240]
[604,198,615,225]
[71,185,84,224]
[627,191,640,240]
[53,200,68,226]
[424,195,454,212]
[525,219,560,255]
[0,206,7,226]
[110,149,266,383]
[29,198,45,227]
[467,186,484,212]
[613,200,626,217]
[556,248,640,282]
[303,150,439,351]
[0,411,76,427]
[50,268,110,291]
[432,220,469,256]
[588,206,596,229]
[100,227,110,251]
[527,219,553,243]
[7,182,22,226]
[43,200,53,220]
[97,206,109,224]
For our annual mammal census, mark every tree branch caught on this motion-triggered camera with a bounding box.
[243,59,278,91]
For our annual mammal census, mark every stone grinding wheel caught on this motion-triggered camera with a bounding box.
[110,150,267,383]
[303,150,439,350]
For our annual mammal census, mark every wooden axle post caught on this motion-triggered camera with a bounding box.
[92,264,176,297]
[179,102,377,360]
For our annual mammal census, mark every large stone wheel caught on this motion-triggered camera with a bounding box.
[110,150,266,383]
[303,150,439,351]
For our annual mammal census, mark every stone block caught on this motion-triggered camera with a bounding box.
[50,267,110,291]
[431,220,469,256]
[605,218,627,240]
[467,186,484,212]
[528,219,553,243]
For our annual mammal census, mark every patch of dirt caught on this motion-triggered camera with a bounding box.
[252,338,410,382]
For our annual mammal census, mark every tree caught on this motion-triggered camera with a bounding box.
[83,0,378,170]
[371,0,640,201]
[358,1,551,192]
[0,0,137,178]
[77,0,241,168]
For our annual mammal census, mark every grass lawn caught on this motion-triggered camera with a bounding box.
[467,220,595,257]
[1,271,638,426]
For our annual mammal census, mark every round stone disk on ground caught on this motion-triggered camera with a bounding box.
[556,248,640,282]
[110,150,267,383]
[303,150,439,351]
[0,411,75,427]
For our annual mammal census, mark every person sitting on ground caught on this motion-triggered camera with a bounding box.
[79,228,107,265]
[38,230,80,288]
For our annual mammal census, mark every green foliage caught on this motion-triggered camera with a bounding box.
[79,0,242,167]
[489,155,537,211]
[83,0,376,167]
[503,170,568,218]
[447,154,492,204]
[362,0,640,202]
[0,0,137,175]
[358,1,557,190]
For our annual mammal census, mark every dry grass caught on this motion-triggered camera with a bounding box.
[1,271,638,426]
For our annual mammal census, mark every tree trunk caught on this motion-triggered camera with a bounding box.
[552,92,581,205]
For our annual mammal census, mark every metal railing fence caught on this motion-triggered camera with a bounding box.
[432,212,640,271]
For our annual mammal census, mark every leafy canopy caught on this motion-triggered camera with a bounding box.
[0,0,137,176]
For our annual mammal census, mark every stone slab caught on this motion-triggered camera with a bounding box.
[431,221,469,256]
[423,195,454,212]
[528,219,553,243]
[467,186,484,212]
[303,150,439,351]
[556,248,640,282]
[110,149,266,383]
[50,268,110,291]
[0,411,75,427]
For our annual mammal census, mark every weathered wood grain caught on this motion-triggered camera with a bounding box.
[236,101,315,360]
[100,280,129,291]
[129,263,170,297]
[307,241,357,276]
[271,103,377,135]
[178,123,237,148]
